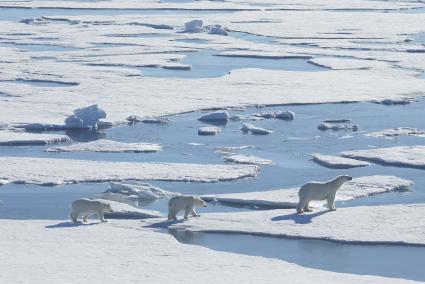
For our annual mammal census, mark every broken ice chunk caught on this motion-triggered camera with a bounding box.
[184,20,205,33]
[318,119,358,131]
[64,104,106,129]
[198,126,221,136]
[241,123,273,135]
[198,111,229,124]
[207,25,228,36]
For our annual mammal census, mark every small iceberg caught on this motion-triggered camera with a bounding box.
[318,119,358,131]
[365,127,425,138]
[198,126,221,136]
[198,111,229,124]
[65,104,106,129]
[241,123,273,135]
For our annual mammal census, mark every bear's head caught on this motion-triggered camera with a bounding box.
[102,203,113,213]
[194,197,207,208]
[337,175,353,183]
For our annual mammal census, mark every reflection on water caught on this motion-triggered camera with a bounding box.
[170,229,425,281]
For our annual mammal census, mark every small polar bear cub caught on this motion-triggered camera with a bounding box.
[70,198,113,223]
[297,175,352,214]
[168,195,207,221]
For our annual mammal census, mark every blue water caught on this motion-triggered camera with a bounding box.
[141,49,324,78]
[170,230,425,281]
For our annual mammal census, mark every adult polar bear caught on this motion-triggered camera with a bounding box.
[168,195,207,221]
[297,175,352,214]
[70,198,113,223]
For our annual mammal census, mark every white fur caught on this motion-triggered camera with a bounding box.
[70,198,113,223]
[297,175,352,214]
[168,195,207,221]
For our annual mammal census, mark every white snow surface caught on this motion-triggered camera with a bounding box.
[341,146,425,169]
[365,128,425,138]
[0,131,70,145]
[224,154,273,165]
[0,219,416,284]
[98,199,162,219]
[311,153,371,169]
[46,139,162,153]
[0,157,258,185]
[166,203,425,246]
[201,175,412,209]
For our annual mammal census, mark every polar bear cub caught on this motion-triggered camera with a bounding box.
[297,175,352,214]
[70,198,113,223]
[168,195,207,221]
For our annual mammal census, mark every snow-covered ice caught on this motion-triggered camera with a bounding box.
[0,157,259,185]
[241,123,273,135]
[0,219,414,284]
[99,199,162,219]
[342,146,425,169]
[64,104,107,129]
[198,126,221,136]
[106,182,178,200]
[365,128,425,138]
[224,154,273,165]
[167,203,425,246]
[311,153,371,169]
[198,111,229,124]
[0,131,70,146]
[46,139,162,153]
[201,175,411,209]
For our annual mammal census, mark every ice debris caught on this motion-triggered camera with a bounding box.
[198,111,229,124]
[127,115,171,124]
[183,20,228,36]
[365,127,425,138]
[198,126,221,136]
[241,123,272,135]
[252,111,295,120]
[64,104,106,129]
[318,119,358,131]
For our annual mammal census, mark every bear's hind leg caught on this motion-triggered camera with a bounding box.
[184,206,192,219]
[70,211,78,223]
[82,213,89,223]
[297,198,307,214]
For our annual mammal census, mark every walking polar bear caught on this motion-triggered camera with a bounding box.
[168,195,207,221]
[70,198,113,223]
[297,175,352,214]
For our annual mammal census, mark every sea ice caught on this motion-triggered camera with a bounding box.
[342,146,425,169]
[224,154,273,165]
[46,139,162,153]
[201,175,411,209]
[0,219,411,284]
[198,111,229,124]
[318,119,359,131]
[99,199,162,219]
[167,203,425,246]
[252,111,295,120]
[127,115,171,124]
[0,131,70,146]
[106,182,177,200]
[365,127,425,138]
[0,157,258,185]
[241,123,273,135]
[183,20,205,33]
[311,153,371,169]
[198,126,221,136]
[64,105,107,129]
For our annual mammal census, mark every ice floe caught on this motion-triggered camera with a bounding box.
[317,119,359,131]
[198,126,221,136]
[198,111,229,124]
[99,199,162,219]
[241,123,272,135]
[224,154,273,165]
[342,146,425,169]
[183,20,228,36]
[365,127,425,138]
[64,104,107,129]
[126,115,171,124]
[311,153,371,169]
[252,110,295,120]
[214,145,255,154]
[46,139,162,153]
[201,175,412,209]
[0,219,409,284]
[0,157,258,185]
[105,182,178,200]
[167,203,425,246]
[0,131,70,146]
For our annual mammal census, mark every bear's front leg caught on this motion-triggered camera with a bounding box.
[191,208,200,217]
[82,214,89,223]
[327,195,336,211]
[297,198,307,214]
[184,206,191,219]
[97,211,107,222]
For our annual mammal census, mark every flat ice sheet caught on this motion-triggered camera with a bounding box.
[166,203,425,246]
[341,146,425,169]
[201,175,412,209]
[0,156,258,185]
[46,139,162,153]
[0,131,69,145]
[0,219,418,284]
[311,153,371,169]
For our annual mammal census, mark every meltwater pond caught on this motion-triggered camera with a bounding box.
[170,230,425,281]
[141,49,324,78]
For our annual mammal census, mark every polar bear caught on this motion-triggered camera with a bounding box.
[70,198,113,223]
[297,175,352,214]
[168,195,207,221]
